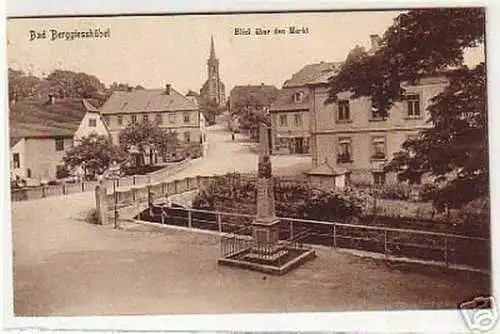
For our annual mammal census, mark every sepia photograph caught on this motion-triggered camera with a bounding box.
[3,4,495,332]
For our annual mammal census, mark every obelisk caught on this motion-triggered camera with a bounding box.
[251,122,281,249]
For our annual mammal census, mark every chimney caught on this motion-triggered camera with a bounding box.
[370,34,381,51]
[48,94,55,105]
[165,84,171,95]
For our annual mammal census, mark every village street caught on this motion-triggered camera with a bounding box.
[169,121,311,179]
[10,121,488,316]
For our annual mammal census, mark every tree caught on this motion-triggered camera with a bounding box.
[118,121,179,166]
[63,134,126,179]
[46,69,106,98]
[8,68,44,102]
[232,95,270,140]
[326,8,486,209]
[199,98,223,125]
[387,64,487,210]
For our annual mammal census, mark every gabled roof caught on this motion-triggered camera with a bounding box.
[229,84,278,106]
[269,87,309,112]
[307,160,350,176]
[99,87,197,114]
[82,98,100,113]
[9,98,91,139]
[283,62,342,88]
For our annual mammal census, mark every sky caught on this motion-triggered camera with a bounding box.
[6,10,485,95]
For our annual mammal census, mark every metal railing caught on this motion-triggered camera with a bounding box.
[103,172,490,272]
[141,205,489,272]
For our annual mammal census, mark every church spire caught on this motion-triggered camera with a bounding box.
[209,35,216,60]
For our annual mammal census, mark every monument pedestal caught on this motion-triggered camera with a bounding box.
[245,217,288,264]
[218,122,316,275]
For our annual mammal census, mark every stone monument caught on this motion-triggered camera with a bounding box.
[218,122,316,275]
[245,123,286,261]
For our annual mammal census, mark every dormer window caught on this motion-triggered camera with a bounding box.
[406,94,421,117]
[293,91,304,103]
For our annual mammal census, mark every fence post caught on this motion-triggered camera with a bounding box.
[116,178,120,188]
[217,211,222,233]
[444,236,448,267]
[133,175,136,185]
[196,175,201,189]
[114,190,118,229]
[148,174,151,184]
[333,224,337,248]
[95,184,108,225]
[62,183,66,195]
[41,186,46,198]
[81,182,85,192]
[188,209,192,228]
[384,229,388,258]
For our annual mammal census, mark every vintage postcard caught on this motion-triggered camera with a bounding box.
[2,4,495,333]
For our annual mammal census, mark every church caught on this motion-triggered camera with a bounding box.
[200,36,226,107]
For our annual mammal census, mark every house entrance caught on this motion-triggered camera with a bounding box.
[292,137,305,154]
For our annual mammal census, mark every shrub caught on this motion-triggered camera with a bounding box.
[298,190,363,222]
[376,183,411,201]
[454,197,490,236]
[86,208,100,224]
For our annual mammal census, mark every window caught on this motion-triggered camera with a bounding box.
[184,112,190,123]
[279,114,288,127]
[13,153,20,168]
[371,103,385,120]
[103,116,110,125]
[118,115,123,125]
[131,114,137,124]
[55,138,64,151]
[337,138,352,163]
[169,113,176,123]
[184,131,191,143]
[371,136,386,160]
[337,100,350,121]
[88,118,97,127]
[294,114,303,126]
[155,113,163,125]
[293,91,304,103]
[143,114,149,123]
[373,172,386,187]
[406,94,421,117]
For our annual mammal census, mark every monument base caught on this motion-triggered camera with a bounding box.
[218,247,316,276]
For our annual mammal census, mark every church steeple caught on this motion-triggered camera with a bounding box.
[209,35,216,60]
[200,35,226,107]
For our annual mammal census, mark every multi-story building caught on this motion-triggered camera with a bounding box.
[99,84,206,158]
[10,97,109,183]
[308,73,448,186]
[269,62,340,155]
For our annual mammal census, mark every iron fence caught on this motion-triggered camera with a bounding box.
[141,204,489,271]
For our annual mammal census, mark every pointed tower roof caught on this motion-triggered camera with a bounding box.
[209,35,216,60]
